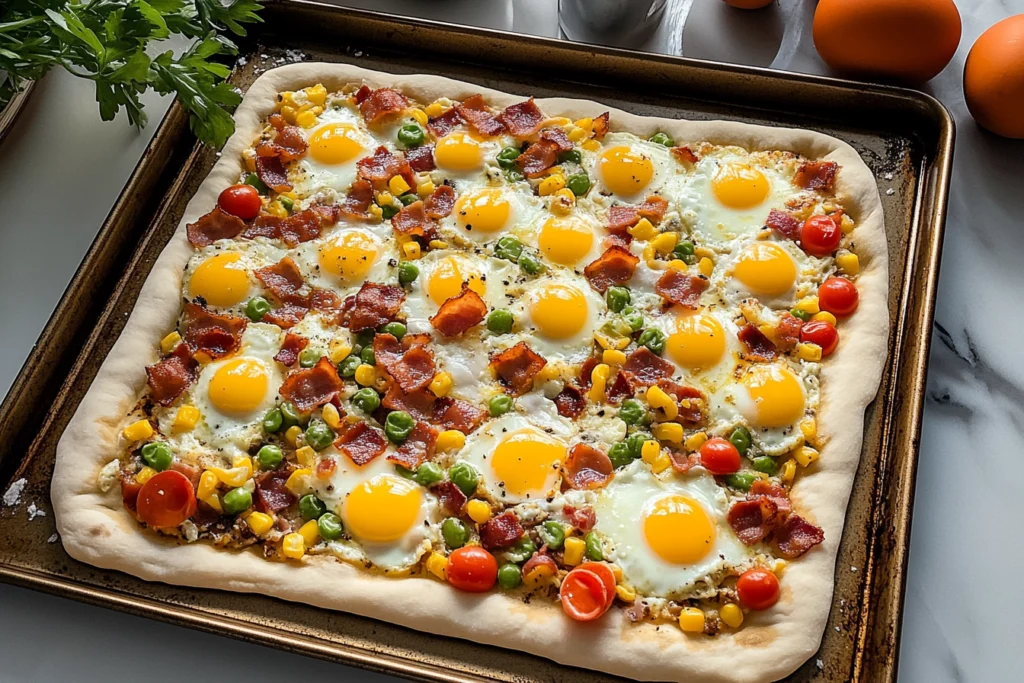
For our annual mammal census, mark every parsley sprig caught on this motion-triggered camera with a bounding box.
[0,0,262,147]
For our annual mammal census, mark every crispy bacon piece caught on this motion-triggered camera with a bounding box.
[405,144,436,173]
[591,112,610,140]
[668,449,700,473]
[424,185,456,219]
[490,342,547,396]
[774,514,825,559]
[427,107,464,138]
[540,126,572,151]
[255,257,308,304]
[604,232,632,250]
[728,497,780,545]
[606,195,669,231]
[553,385,586,419]
[353,85,371,104]
[434,397,487,434]
[388,421,439,470]
[738,323,778,362]
[774,312,804,351]
[455,94,505,136]
[263,303,307,329]
[750,479,793,516]
[186,207,246,247]
[314,456,337,480]
[606,370,639,404]
[273,332,309,367]
[258,125,307,162]
[348,282,405,332]
[431,287,487,337]
[373,333,437,393]
[479,511,524,549]
[358,87,409,124]
[656,269,709,309]
[146,344,198,406]
[578,354,602,390]
[255,155,291,193]
[584,245,639,293]
[794,160,839,193]
[382,385,437,422]
[671,146,700,164]
[182,302,247,360]
[277,208,323,246]
[499,98,544,137]
[391,200,429,237]
[336,421,388,466]
[563,504,596,532]
[766,209,801,239]
[563,444,614,490]
[357,146,415,186]
[254,466,295,513]
[341,179,374,220]
[656,378,706,425]
[517,139,559,178]
[623,347,674,386]
[279,357,344,412]
[241,213,281,240]
[431,481,467,516]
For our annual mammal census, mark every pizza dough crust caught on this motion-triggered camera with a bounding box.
[52,62,888,683]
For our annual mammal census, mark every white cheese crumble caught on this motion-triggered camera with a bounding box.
[181,520,199,543]
[97,460,120,493]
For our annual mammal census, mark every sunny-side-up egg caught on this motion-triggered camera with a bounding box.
[404,250,513,324]
[310,446,440,571]
[290,221,397,297]
[525,211,605,270]
[439,184,545,245]
[291,106,380,196]
[184,243,287,312]
[586,132,677,204]
[594,461,755,599]
[432,129,503,181]
[507,271,603,363]
[646,307,745,396]
[717,237,820,309]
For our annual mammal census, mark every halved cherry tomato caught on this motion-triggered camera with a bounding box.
[136,470,197,528]
[699,437,742,475]
[818,277,859,317]
[447,546,498,593]
[560,566,611,621]
[217,184,262,220]
[578,562,616,609]
[800,320,839,356]
[736,567,780,610]
[800,215,842,256]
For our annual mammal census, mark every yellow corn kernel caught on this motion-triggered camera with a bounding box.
[653,422,684,444]
[651,452,672,474]
[608,564,623,581]
[642,245,657,264]
[304,84,327,107]
[328,339,352,364]
[389,175,412,196]
[812,311,838,326]
[640,439,661,464]
[266,200,288,218]
[417,179,436,197]
[368,204,384,221]
[201,493,222,513]
[245,511,274,537]
[321,404,342,431]
[284,425,303,447]
[550,187,576,213]
[429,372,453,397]
[796,342,823,362]
[684,431,708,452]
[171,405,200,433]
[122,419,154,442]
[567,126,587,142]
[836,252,860,275]
[298,519,320,547]
[295,109,318,129]
[794,445,820,467]
[588,363,610,402]
[402,241,422,260]
[538,174,566,196]
[429,239,449,249]
[628,217,658,241]
[546,165,564,177]
[136,466,157,485]
[615,584,636,602]
[781,459,797,486]
[574,117,594,132]
[650,234,677,257]
[193,350,213,366]
[279,105,298,125]
[694,246,716,260]
[840,213,856,234]
[698,257,715,277]
[295,446,316,468]
[355,364,377,387]
[436,429,466,453]
[582,139,600,152]
[646,385,679,420]
[667,259,688,272]
[242,148,258,173]
[602,349,627,366]
[197,470,219,500]
[563,536,586,566]
[210,457,253,488]
[285,468,312,494]
[375,191,394,206]
[425,102,445,118]
[160,331,181,354]
[466,499,492,524]
[407,107,428,126]
[795,296,820,315]
[800,418,817,443]
[679,607,705,633]
[426,551,448,580]
[720,603,744,628]
[282,532,305,559]
[524,560,557,587]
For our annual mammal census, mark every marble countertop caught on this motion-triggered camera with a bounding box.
[2,1,1022,681]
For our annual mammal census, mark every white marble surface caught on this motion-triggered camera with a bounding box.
[2,0,1023,681]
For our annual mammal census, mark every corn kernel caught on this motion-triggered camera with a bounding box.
[266,201,288,218]
[304,84,327,107]
[466,499,492,524]
[646,385,679,420]
[720,603,744,628]
[246,511,274,537]
[524,560,557,587]
[840,213,856,234]
[640,440,661,464]
[812,311,837,326]
[679,607,705,633]
[375,191,394,206]
[694,246,715,260]
[602,349,627,366]
[650,232,678,255]
[436,429,466,453]
[794,445,820,467]
[355,364,377,387]
[321,404,342,431]
[795,296,820,315]
[651,452,672,474]
[800,418,817,443]
[429,239,449,249]
[279,105,298,125]
[193,351,213,366]
[567,127,587,142]
[684,431,708,452]
[328,339,352,364]
[408,107,428,126]
[538,174,566,196]
[642,245,657,263]
[429,371,453,397]
[417,180,436,197]
[295,446,316,468]
[563,536,586,566]
[368,204,384,221]
[172,405,200,432]
[796,342,823,362]
[295,109,318,128]
[402,241,422,260]
[653,422,684,444]
[609,564,623,581]
[389,175,411,195]
[426,551,448,580]
[198,470,219,500]
[425,102,445,118]
[582,139,600,152]
[588,363,610,402]
[574,117,594,132]
[698,257,715,277]
[200,493,222,513]
[136,466,157,485]
[122,419,154,442]
[298,519,320,547]
[282,532,305,559]
[667,259,688,271]
[209,458,253,488]
[781,459,797,486]
[546,166,565,177]
[285,425,303,447]
[550,187,576,214]
[628,218,658,241]
[285,468,312,494]
[160,331,181,354]
[615,584,636,602]
[836,252,860,275]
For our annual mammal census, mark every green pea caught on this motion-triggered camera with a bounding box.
[519,251,544,275]
[557,149,582,165]
[299,494,328,520]
[626,431,652,458]
[673,241,695,258]
[649,132,674,147]
[505,168,525,183]
[538,520,565,550]
[381,204,399,220]
[244,172,269,194]
[497,562,523,589]
[505,536,537,563]
[338,355,362,378]
[256,444,283,470]
[398,261,420,286]
[305,419,335,452]
[584,531,604,561]
[729,426,752,457]
[487,309,514,334]
[566,173,591,197]
[790,308,811,322]
[280,401,302,428]
[605,286,631,313]
[360,346,376,366]
[385,410,415,443]
[222,487,252,515]
[298,347,321,368]
[262,408,283,434]
[495,236,524,262]
[638,328,667,355]
[442,517,470,549]
[489,395,513,417]
[245,296,271,322]
[352,387,381,414]
[355,329,376,348]
[398,192,418,206]
[397,123,425,148]
[140,442,172,471]
[608,442,633,469]
[618,398,646,425]
[622,306,645,332]
[448,461,480,497]
[725,472,759,492]
[380,321,407,340]
[752,456,779,475]
[496,146,521,169]
[279,196,294,213]
[317,512,343,541]
[412,462,444,487]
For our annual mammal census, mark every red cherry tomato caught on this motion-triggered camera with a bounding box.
[800,215,842,256]
[800,320,839,356]
[447,546,498,593]
[217,184,262,220]
[737,567,781,610]
[136,470,197,528]
[578,562,617,608]
[699,437,742,475]
[818,277,859,317]
[560,566,611,621]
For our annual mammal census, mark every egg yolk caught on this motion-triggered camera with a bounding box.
[530,284,589,339]
[598,145,654,197]
[318,230,379,283]
[308,123,365,165]
[435,133,482,172]
[538,217,595,266]
[743,364,805,429]
[427,257,486,306]
[455,188,511,234]
[208,358,269,415]
[491,431,566,498]
[344,475,422,543]
[733,242,797,296]
[711,163,770,209]
[189,252,249,308]
[643,494,716,564]
[667,313,727,369]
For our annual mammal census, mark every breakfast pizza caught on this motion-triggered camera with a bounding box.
[53,63,887,682]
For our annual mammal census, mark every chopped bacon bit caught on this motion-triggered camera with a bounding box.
[728,497,780,545]
[186,207,246,247]
[591,112,610,140]
[348,282,405,332]
[268,113,286,131]
[424,185,456,219]
[427,107,464,138]
[578,354,602,391]
[623,347,674,386]
[604,232,632,250]
[254,466,296,513]
[563,504,596,532]
[606,370,639,404]
[671,146,700,164]
[341,179,374,220]
[382,385,437,423]
[738,323,778,362]
[637,195,669,222]
[434,397,487,434]
[608,205,641,231]
[405,144,436,173]
[391,200,429,236]
[277,208,323,247]
[279,357,344,412]
[263,303,307,329]
[431,480,467,515]
[258,125,307,162]
[357,146,415,187]
[388,421,439,470]
[182,302,247,360]
[241,213,281,240]
[489,342,547,396]
[668,449,701,473]
[499,98,544,137]
[316,456,337,480]
[774,514,825,559]
[430,287,488,337]
[353,85,371,104]
[479,511,524,549]
[794,160,839,193]
[553,385,586,419]
[656,378,706,425]
[766,209,801,239]
[522,552,558,578]
[540,127,573,151]
[584,245,639,293]
[517,139,559,178]
[606,195,668,232]
[255,257,308,304]
[455,94,505,137]
[774,312,804,350]
[401,333,432,349]
[374,333,436,393]
[656,269,709,309]
[273,332,309,367]
[335,421,388,466]
[563,444,614,490]
[146,344,198,406]
[255,155,291,193]
[750,479,793,516]
[358,87,409,124]
[373,332,404,369]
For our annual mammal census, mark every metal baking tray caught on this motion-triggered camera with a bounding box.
[0,2,953,681]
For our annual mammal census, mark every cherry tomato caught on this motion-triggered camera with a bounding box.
[447,546,498,593]
[136,470,197,528]
[736,567,780,610]
[818,277,859,317]
[800,320,839,356]
[800,215,842,256]
[217,184,262,220]
[699,437,742,475]
[578,562,617,608]
[560,566,611,621]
